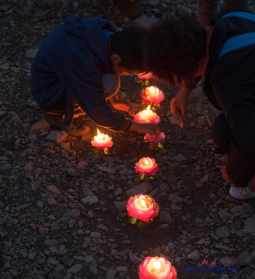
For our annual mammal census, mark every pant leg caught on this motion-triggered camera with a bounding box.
[212,113,231,154]
[213,113,255,187]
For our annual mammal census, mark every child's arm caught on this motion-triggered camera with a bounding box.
[198,0,219,26]
[68,72,159,134]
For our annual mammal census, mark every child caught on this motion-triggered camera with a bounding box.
[148,0,255,200]
[31,16,159,135]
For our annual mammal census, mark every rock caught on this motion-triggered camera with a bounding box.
[126,182,153,196]
[68,264,83,274]
[106,269,117,279]
[82,195,98,205]
[114,201,125,210]
[47,130,68,143]
[77,160,88,169]
[174,154,186,162]
[47,185,61,194]
[215,226,230,238]
[47,197,57,205]
[244,215,255,234]
[237,250,254,266]
[188,250,200,260]
[160,211,172,224]
[220,257,236,266]
[26,48,38,59]
[0,63,10,70]
[90,232,101,238]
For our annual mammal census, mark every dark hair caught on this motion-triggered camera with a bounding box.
[147,15,207,82]
[111,25,149,71]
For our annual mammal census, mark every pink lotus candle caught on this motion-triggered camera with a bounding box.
[144,132,166,145]
[91,129,113,154]
[135,157,159,179]
[127,194,159,223]
[139,257,177,279]
[142,86,165,106]
[134,106,160,125]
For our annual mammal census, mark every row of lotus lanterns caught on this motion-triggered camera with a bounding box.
[90,84,177,279]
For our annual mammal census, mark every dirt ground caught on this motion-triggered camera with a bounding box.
[1,1,255,279]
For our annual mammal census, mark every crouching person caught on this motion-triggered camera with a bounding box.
[31,16,159,135]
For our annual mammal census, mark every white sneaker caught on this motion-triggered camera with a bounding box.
[229,186,255,200]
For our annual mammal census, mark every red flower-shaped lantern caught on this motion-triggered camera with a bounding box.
[139,257,177,279]
[134,106,160,125]
[142,86,165,106]
[135,157,159,179]
[91,129,113,154]
[127,194,159,223]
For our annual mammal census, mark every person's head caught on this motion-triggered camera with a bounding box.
[147,15,207,86]
[110,24,151,76]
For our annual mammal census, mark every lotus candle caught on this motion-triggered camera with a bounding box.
[135,157,159,179]
[127,194,159,223]
[144,132,166,146]
[139,257,177,279]
[142,86,165,106]
[134,106,160,125]
[91,129,113,154]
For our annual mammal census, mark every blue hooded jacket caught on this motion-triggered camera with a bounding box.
[31,16,130,130]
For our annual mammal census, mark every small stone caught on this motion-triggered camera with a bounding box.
[47,130,68,143]
[47,185,61,194]
[90,232,101,238]
[0,63,10,70]
[26,48,38,59]
[116,266,128,272]
[114,201,125,210]
[215,226,230,238]
[82,195,98,205]
[174,154,186,162]
[188,250,200,260]
[160,211,172,224]
[106,269,117,279]
[244,215,255,234]
[220,257,236,266]
[47,197,57,205]
[126,182,153,196]
[77,160,88,169]
[68,264,83,274]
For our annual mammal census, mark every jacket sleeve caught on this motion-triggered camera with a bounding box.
[67,69,131,131]
[198,0,250,26]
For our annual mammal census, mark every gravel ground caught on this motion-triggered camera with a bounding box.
[1,1,255,279]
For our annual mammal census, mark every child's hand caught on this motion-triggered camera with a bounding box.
[129,122,160,135]
[170,80,191,128]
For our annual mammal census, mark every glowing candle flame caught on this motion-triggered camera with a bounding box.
[127,195,159,223]
[135,157,159,177]
[142,86,165,106]
[134,106,160,125]
[91,129,113,153]
[139,257,177,279]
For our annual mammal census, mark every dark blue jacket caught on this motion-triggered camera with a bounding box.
[204,10,255,158]
[31,16,130,130]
